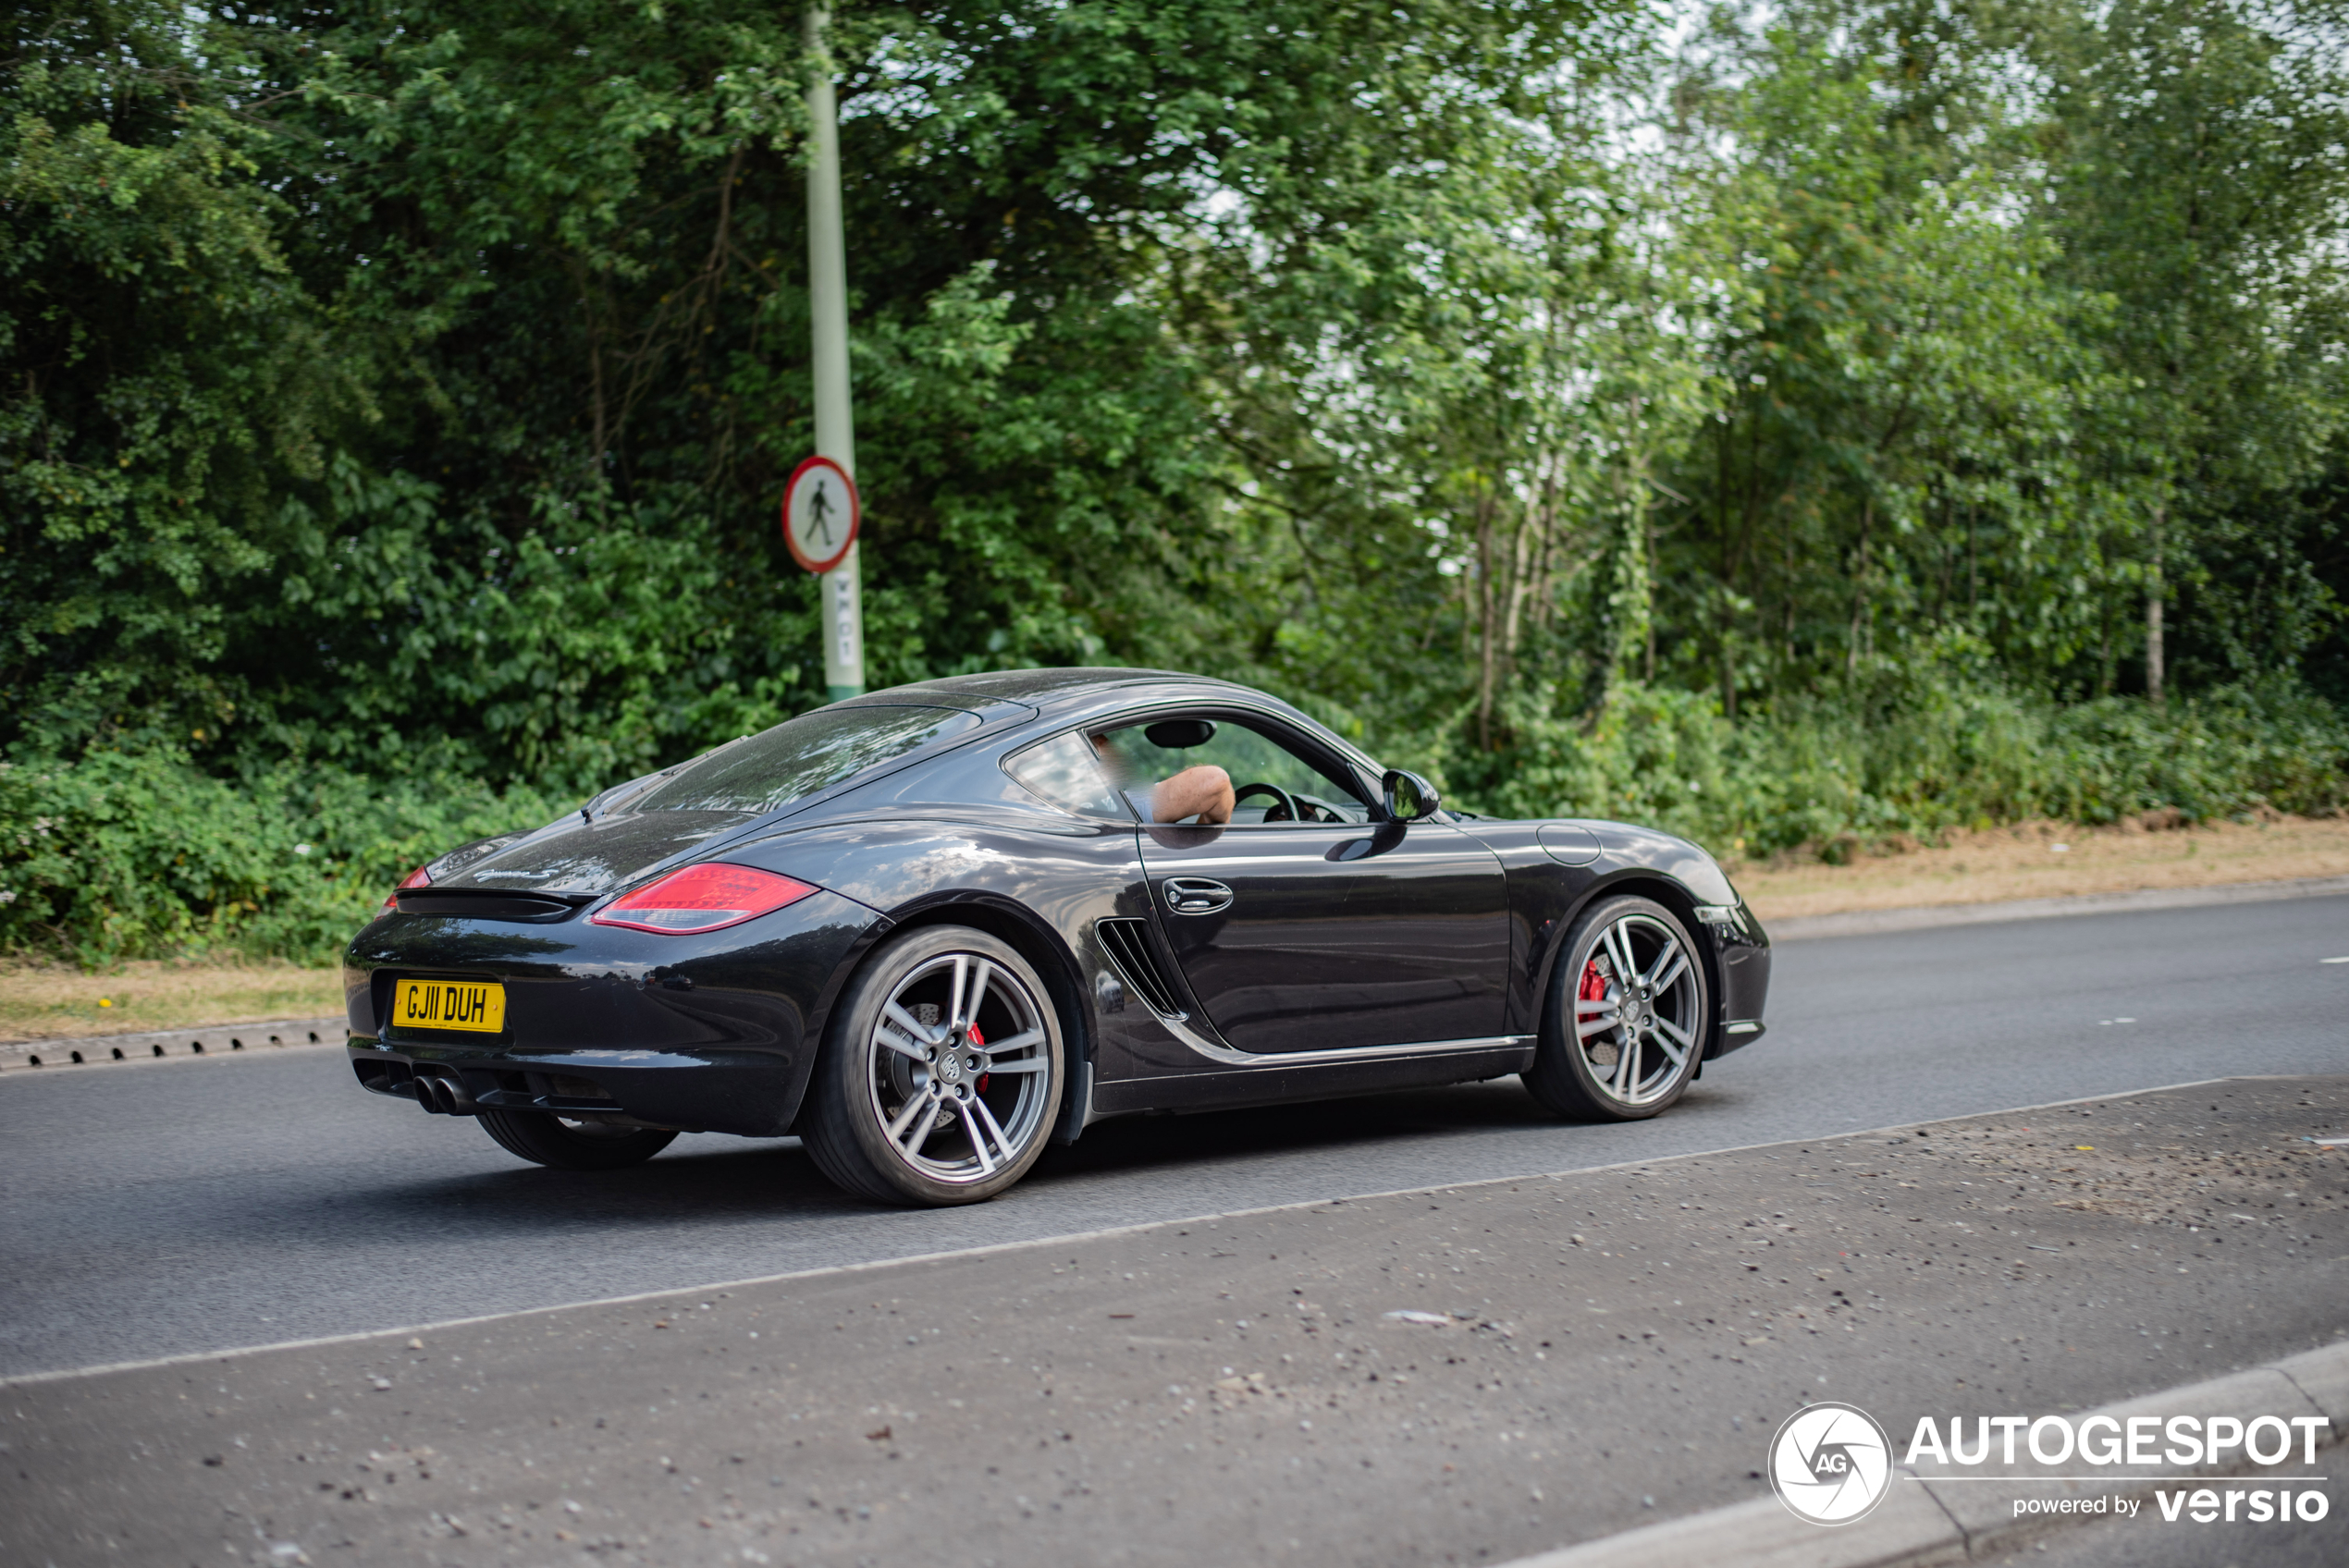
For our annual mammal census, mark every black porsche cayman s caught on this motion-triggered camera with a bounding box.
[345,668,1770,1205]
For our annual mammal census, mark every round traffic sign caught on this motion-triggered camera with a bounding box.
[781,455,859,573]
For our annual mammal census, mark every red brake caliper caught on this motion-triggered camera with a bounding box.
[1580,958,1617,1065]
[970,1023,988,1095]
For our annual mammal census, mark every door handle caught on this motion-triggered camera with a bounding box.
[1162,876,1234,916]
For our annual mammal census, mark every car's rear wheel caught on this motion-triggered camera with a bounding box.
[802,925,1064,1206]
[477,1109,679,1170]
[1525,894,1708,1121]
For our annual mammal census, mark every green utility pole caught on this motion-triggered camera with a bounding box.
[806,6,865,701]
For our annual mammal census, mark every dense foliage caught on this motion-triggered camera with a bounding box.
[5,0,2346,962]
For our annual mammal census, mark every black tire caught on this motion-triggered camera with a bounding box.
[477,1109,679,1170]
[1525,894,1709,1122]
[801,925,1065,1207]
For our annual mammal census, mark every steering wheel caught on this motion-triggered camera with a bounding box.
[1232,781,1301,823]
[1289,793,1348,825]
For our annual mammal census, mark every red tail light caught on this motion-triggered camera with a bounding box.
[382,865,432,912]
[591,864,818,936]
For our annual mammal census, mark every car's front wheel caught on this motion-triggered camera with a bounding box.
[1525,894,1709,1121]
[801,925,1065,1206]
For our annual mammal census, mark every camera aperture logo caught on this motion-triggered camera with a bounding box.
[1770,1402,1893,1525]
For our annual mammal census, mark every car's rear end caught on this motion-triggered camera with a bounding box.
[341,701,1018,1147]
[345,850,880,1138]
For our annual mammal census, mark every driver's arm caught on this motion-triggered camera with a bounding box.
[1150,766,1235,826]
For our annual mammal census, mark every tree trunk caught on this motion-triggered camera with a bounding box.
[2097,592,2115,697]
[1475,484,1499,750]
[1504,480,1539,672]
[1965,504,1977,615]
[2146,500,2166,707]
[1621,436,1654,685]
[1642,477,1658,683]
[1847,499,1873,679]
[1589,435,1653,722]
[1783,506,1795,663]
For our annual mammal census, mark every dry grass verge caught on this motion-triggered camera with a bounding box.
[1737,811,2349,923]
[0,959,341,1044]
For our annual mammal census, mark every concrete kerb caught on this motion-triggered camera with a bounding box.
[0,1015,345,1072]
[1765,873,2349,941]
[1496,1340,2349,1568]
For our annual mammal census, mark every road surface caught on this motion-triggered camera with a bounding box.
[5,895,2344,1378]
[7,1075,2342,1568]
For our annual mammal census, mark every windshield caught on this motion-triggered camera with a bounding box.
[629,704,980,815]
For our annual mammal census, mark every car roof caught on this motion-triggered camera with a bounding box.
[836,667,1237,710]
[833,668,1377,769]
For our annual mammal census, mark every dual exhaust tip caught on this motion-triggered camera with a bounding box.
[414,1072,475,1116]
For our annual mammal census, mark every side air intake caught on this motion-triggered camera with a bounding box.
[1094,917,1187,1021]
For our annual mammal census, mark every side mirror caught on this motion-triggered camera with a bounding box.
[1381,769,1441,823]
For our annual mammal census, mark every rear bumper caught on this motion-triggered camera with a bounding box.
[341,887,882,1137]
[348,1040,801,1135]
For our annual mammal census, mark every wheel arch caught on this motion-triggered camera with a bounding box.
[862,891,1095,1143]
[1534,871,1728,1065]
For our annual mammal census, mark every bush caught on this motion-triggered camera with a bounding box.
[5,673,2343,969]
[1425,674,2349,860]
[0,749,561,967]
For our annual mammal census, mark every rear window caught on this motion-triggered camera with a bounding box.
[630,704,980,815]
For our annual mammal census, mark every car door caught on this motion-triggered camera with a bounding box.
[1101,710,1511,1054]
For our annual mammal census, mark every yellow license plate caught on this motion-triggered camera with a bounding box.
[393,978,506,1034]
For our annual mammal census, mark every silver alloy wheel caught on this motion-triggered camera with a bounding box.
[1568,912,1703,1107]
[862,950,1054,1185]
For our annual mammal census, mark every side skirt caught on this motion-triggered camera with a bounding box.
[1090,1038,1535,1117]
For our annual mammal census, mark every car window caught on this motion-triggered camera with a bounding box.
[1091,714,1370,826]
[630,704,980,815]
[1002,729,1126,818]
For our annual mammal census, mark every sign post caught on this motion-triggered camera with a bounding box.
[804,6,864,700]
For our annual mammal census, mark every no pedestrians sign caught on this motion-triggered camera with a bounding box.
[781,455,859,573]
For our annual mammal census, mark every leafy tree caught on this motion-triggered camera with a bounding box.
[2040,0,2349,699]
[1662,7,2132,708]
[4,0,2347,964]
[2,4,374,754]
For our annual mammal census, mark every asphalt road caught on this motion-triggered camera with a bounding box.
[5,895,2347,1379]
[9,1077,2343,1568]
